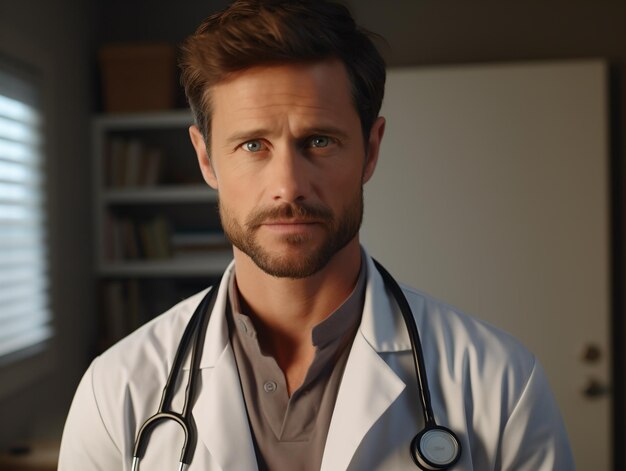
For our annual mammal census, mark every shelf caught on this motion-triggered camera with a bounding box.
[103,185,217,204]
[93,110,229,347]
[94,110,193,130]
[99,251,232,277]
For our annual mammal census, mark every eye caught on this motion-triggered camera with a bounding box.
[309,136,331,148]
[242,140,266,152]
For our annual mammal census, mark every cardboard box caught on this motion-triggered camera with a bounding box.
[99,43,176,113]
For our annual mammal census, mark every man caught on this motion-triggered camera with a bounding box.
[59,1,574,469]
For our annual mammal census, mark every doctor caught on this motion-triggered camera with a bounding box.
[59,0,574,469]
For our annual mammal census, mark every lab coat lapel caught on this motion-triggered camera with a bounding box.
[191,262,259,471]
[193,348,258,470]
[321,332,406,471]
[321,254,408,471]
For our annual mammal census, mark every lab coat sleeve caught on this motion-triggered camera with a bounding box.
[499,358,575,471]
[58,359,123,471]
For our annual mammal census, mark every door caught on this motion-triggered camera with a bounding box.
[362,60,610,470]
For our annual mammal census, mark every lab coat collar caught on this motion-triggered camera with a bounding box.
[200,260,235,368]
[191,250,413,369]
[359,251,412,353]
[181,260,236,371]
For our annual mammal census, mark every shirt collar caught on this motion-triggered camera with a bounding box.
[228,257,367,350]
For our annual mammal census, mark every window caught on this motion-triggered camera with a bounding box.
[0,58,52,363]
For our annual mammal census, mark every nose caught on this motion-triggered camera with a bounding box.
[267,144,311,203]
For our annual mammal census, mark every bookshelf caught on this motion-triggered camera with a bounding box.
[93,110,231,349]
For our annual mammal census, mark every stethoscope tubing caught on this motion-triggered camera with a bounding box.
[372,260,436,427]
[131,261,460,470]
[132,278,221,470]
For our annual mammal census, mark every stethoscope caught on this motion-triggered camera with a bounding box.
[132,260,462,471]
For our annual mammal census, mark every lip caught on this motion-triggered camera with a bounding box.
[260,220,321,234]
[263,219,319,225]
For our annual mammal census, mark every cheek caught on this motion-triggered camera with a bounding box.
[217,182,256,218]
[324,162,364,192]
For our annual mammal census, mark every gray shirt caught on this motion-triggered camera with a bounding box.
[227,264,367,471]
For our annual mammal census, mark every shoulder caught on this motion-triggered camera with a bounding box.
[97,288,210,377]
[400,285,537,406]
[397,285,569,464]
[394,287,572,467]
[77,288,212,453]
[88,288,211,420]
[60,287,215,466]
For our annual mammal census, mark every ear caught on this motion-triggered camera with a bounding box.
[362,116,386,184]
[189,125,218,189]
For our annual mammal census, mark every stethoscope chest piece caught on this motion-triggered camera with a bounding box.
[411,425,461,470]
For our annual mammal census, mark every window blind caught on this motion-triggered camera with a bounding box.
[0,59,52,362]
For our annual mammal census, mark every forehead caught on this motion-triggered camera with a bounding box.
[209,60,358,132]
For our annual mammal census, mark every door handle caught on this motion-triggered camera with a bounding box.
[582,377,610,399]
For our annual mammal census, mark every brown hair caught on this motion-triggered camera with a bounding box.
[179,0,386,151]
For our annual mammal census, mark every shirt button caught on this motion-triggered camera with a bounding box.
[263,381,277,393]
[238,319,248,334]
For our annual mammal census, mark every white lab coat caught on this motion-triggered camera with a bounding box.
[59,252,574,470]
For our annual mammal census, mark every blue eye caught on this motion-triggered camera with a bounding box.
[310,136,330,148]
[243,140,264,152]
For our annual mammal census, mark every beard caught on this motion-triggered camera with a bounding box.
[219,190,363,279]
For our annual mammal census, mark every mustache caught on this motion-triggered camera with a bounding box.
[246,202,333,229]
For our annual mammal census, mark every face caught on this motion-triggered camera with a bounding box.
[190,60,385,279]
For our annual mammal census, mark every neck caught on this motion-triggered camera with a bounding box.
[233,239,362,393]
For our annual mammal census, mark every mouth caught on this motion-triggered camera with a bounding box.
[259,219,322,234]
[246,202,333,232]
[263,219,320,225]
